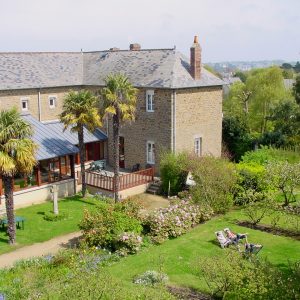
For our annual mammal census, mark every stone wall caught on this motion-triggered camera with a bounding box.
[107,89,173,171]
[175,87,223,157]
[0,87,80,121]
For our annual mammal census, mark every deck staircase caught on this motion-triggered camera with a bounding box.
[146,179,161,195]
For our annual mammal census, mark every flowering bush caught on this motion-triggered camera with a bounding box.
[133,270,169,286]
[79,203,142,250]
[143,199,213,244]
[116,232,143,255]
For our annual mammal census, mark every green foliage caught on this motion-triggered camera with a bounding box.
[222,115,252,161]
[282,68,294,79]
[196,252,300,300]
[114,197,143,219]
[142,199,213,244]
[294,74,300,105]
[265,161,300,206]
[234,70,248,83]
[160,152,189,196]
[116,232,143,255]
[234,162,270,205]
[190,157,236,213]
[241,146,300,165]
[43,211,69,222]
[79,202,142,250]
[0,250,174,300]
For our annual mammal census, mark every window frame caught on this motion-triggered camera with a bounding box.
[21,98,29,111]
[48,95,57,109]
[194,137,202,157]
[146,90,154,112]
[146,141,155,164]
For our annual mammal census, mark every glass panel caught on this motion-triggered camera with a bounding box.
[40,160,50,183]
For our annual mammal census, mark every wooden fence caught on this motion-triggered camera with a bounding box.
[81,168,154,192]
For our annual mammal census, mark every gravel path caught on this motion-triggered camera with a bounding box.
[0,231,81,269]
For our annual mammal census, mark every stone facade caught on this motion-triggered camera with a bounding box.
[0,85,223,171]
[175,87,223,157]
[0,87,79,121]
[107,88,173,171]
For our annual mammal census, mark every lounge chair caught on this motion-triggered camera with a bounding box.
[215,231,232,248]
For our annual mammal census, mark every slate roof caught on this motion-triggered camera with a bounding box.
[0,49,224,90]
[21,114,107,161]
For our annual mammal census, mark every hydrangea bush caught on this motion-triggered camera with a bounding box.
[143,199,213,244]
[116,232,143,255]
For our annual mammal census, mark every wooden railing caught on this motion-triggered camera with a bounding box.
[82,167,154,191]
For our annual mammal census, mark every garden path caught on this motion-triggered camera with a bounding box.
[0,231,81,268]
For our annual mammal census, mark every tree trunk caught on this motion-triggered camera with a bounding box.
[78,126,87,197]
[3,175,16,245]
[113,108,120,202]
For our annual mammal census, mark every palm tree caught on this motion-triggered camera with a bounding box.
[102,74,137,202]
[60,90,102,197]
[0,108,37,244]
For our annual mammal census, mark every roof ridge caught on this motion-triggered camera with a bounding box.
[0,52,81,54]
[83,48,175,53]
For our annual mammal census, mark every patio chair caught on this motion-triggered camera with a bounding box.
[215,231,232,248]
[224,227,248,245]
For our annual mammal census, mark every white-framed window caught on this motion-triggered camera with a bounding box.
[194,137,202,157]
[146,141,155,164]
[21,98,29,111]
[49,96,57,109]
[146,90,154,112]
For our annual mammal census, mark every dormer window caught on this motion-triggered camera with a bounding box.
[146,90,154,112]
[21,98,29,111]
[49,96,57,109]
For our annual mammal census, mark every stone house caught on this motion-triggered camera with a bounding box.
[0,36,223,205]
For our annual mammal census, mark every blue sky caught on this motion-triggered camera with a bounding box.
[0,0,299,62]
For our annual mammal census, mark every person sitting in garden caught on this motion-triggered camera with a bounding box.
[215,231,232,248]
[224,228,248,244]
[244,243,263,254]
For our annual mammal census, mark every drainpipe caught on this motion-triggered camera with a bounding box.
[172,90,177,153]
[37,88,42,121]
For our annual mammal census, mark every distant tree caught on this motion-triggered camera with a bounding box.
[102,74,137,202]
[281,63,293,69]
[60,90,102,198]
[293,75,300,105]
[234,70,248,83]
[294,61,300,73]
[246,67,289,134]
[203,65,222,78]
[0,108,37,244]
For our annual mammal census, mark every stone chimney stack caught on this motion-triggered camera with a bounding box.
[130,43,141,51]
[190,35,201,80]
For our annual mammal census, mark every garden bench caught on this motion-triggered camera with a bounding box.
[0,216,25,230]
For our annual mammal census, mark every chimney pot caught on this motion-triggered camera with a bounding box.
[130,43,141,51]
[190,35,201,80]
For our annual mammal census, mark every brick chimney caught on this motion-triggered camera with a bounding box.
[130,43,141,51]
[190,36,201,80]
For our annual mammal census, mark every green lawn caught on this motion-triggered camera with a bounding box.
[0,195,98,254]
[105,209,300,293]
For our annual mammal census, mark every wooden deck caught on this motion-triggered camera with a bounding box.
[80,168,154,192]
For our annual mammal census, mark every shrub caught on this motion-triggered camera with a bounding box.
[116,232,143,255]
[133,270,169,286]
[114,197,143,219]
[195,252,300,300]
[143,199,213,244]
[190,157,236,213]
[160,152,189,196]
[79,204,142,250]
[43,211,69,222]
[234,162,271,205]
